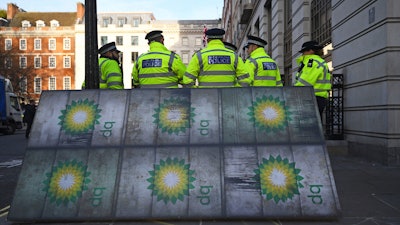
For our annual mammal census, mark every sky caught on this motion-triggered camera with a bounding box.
[0,0,224,20]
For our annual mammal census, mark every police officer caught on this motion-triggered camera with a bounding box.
[183,28,251,88]
[132,30,186,88]
[294,40,331,118]
[98,42,124,89]
[244,35,282,87]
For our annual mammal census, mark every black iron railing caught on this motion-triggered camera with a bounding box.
[325,73,344,140]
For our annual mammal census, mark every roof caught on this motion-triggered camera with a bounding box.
[9,12,77,27]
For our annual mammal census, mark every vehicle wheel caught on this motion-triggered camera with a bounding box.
[5,122,16,135]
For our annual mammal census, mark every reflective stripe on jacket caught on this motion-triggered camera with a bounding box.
[294,54,331,98]
[132,42,186,88]
[183,39,251,88]
[99,57,123,89]
[245,47,282,87]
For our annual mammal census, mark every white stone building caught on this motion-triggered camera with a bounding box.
[75,12,221,89]
[222,0,400,165]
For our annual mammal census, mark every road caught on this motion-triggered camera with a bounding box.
[0,128,26,225]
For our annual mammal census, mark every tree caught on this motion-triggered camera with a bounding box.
[0,9,6,19]
[0,46,35,101]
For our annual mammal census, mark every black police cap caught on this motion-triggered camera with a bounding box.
[145,30,163,40]
[205,28,225,39]
[223,41,237,51]
[98,42,120,54]
[299,40,323,53]
[246,35,268,48]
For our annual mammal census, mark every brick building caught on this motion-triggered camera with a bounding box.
[0,3,84,102]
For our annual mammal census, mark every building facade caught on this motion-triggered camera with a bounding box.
[222,0,400,165]
[0,3,84,102]
[75,13,220,89]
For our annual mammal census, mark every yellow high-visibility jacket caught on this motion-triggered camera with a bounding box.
[132,42,186,88]
[99,57,123,89]
[294,54,331,98]
[245,47,282,87]
[183,39,251,88]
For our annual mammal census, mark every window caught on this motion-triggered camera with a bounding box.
[63,56,71,68]
[49,56,56,68]
[131,36,138,46]
[101,36,108,46]
[49,38,56,50]
[102,17,111,27]
[34,56,41,68]
[182,52,189,64]
[20,78,27,93]
[117,17,126,27]
[5,39,12,50]
[131,52,138,63]
[63,76,71,90]
[20,56,27,68]
[21,20,31,28]
[116,36,123,45]
[34,77,42,94]
[34,38,41,50]
[133,18,139,27]
[5,57,12,69]
[20,39,27,50]
[49,76,56,90]
[63,38,71,50]
[195,37,202,46]
[182,37,189,46]
[50,20,59,28]
[36,20,45,29]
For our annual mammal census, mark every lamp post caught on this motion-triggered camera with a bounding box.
[84,0,99,89]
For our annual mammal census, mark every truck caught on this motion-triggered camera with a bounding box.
[0,75,23,134]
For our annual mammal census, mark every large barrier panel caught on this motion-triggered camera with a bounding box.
[9,87,341,222]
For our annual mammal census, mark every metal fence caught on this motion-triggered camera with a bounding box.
[325,74,344,140]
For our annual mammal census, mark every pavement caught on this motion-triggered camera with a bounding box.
[1,141,400,225]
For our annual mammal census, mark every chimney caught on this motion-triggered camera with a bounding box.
[76,2,85,23]
[7,3,20,20]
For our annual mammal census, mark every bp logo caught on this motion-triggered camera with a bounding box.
[152,97,195,135]
[42,160,91,206]
[248,95,291,133]
[58,99,102,135]
[253,155,304,203]
[147,157,196,204]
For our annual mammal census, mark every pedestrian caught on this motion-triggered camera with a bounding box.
[183,28,251,88]
[294,40,331,118]
[98,42,124,89]
[24,99,36,139]
[244,35,282,87]
[132,30,186,88]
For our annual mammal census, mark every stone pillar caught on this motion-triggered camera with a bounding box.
[332,0,400,165]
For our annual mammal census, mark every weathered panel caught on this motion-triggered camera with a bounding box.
[8,150,56,219]
[9,87,341,222]
[28,91,68,148]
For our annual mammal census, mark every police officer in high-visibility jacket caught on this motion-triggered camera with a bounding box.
[183,28,251,88]
[132,30,186,88]
[98,42,124,89]
[244,35,282,87]
[294,40,331,118]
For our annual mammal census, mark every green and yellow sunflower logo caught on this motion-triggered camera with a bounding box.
[254,155,304,203]
[153,97,195,135]
[42,159,91,206]
[147,157,196,204]
[58,99,102,135]
[248,95,291,133]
